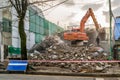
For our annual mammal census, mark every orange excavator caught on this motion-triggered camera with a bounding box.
[64,8,101,45]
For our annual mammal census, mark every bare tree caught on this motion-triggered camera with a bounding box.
[9,0,28,60]
[8,0,65,60]
[8,0,56,60]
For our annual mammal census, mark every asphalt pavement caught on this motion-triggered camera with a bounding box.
[0,74,120,80]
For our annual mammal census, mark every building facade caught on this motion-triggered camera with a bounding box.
[0,1,63,61]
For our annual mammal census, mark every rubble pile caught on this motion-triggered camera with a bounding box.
[28,35,114,73]
[28,36,59,53]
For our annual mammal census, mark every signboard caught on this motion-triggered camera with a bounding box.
[6,60,28,72]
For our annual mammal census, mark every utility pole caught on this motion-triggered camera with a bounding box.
[0,9,3,62]
[0,9,1,62]
[109,0,112,60]
[0,24,4,62]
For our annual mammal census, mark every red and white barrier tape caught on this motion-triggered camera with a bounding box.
[2,60,120,63]
[28,60,120,63]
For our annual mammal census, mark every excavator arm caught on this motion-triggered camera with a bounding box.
[80,8,100,33]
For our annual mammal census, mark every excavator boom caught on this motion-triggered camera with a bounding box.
[80,8,100,33]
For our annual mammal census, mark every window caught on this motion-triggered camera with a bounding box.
[2,18,12,32]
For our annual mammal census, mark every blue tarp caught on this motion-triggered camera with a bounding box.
[6,60,28,71]
[114,18,120,40]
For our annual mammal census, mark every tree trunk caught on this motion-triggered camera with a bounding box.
[18,18,27,60]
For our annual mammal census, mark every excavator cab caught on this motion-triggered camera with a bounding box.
[64,29,88,45]
[71,28,80,32]
[64,27,88,40]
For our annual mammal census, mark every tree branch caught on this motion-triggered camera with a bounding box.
[9,0,20,16]
[29,0,56,5]
[16,0,22,13]
[22,0,28,18]
[9,0,17,10]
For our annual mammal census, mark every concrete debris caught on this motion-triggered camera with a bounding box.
[28,35,114,73]
[98,27,106,41]
[85,28,106,45]
[85,28,97,45]
[0,62,6,70]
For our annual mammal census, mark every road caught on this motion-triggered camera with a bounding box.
[0,74,120,80]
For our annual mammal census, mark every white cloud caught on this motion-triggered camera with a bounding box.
[42,0,119,28]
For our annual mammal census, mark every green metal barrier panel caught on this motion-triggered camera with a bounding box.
[40,26,44,34]
[43,18,49,29]
[39,17,44,27]
[35,34,45,43]
[36,15,39,25]
[8,46,21,55]
[35,33,40,43]
[29,22,36,32]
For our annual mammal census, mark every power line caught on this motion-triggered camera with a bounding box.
[42,0,69,16]
[0,0,69,18]
[0,0,69,28]
[29,0,56,5]
[0,0,56,9]
[0,5,12,9]
[29,0,69,17]
[43,0,69,12]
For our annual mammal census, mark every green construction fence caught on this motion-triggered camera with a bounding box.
[7,7,63,56]
[29,7,64,43]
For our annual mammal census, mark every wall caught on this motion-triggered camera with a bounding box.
[29,7,64,44]
[0,0,11,61]
[0,3,63,57]
[11,7,30,49]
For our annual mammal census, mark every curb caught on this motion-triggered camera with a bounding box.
[0,70,7,74]
[1,70,120,77]
[26,71,120,77]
